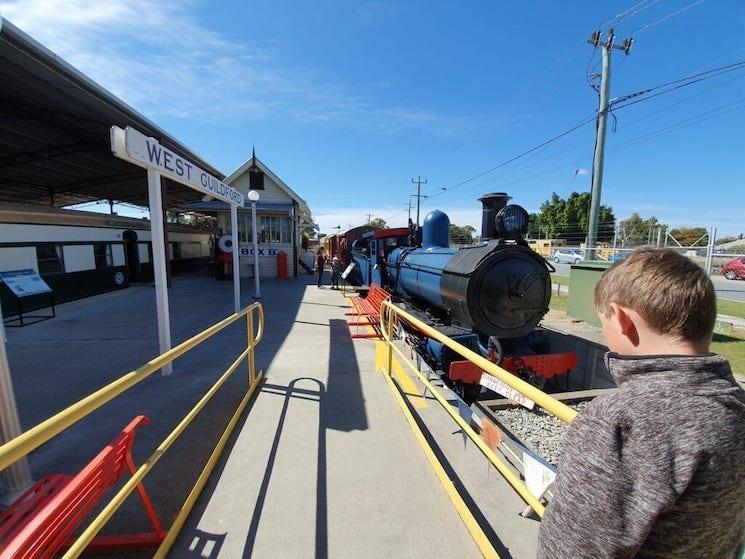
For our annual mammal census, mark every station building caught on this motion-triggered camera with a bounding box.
[185,150,315,278]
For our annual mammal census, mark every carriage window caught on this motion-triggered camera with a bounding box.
[36,245,65,274]
[93,243,113,268]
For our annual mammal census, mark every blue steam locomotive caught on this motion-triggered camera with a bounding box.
[366,193,575,401]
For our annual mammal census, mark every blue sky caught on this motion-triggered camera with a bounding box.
[2,0,743,235]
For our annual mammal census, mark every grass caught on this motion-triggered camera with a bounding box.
[550,273,745,320]
[710,331,745,379]
[718,298,745,320]
[548,290,568,312]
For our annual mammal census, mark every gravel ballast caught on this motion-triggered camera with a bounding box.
[489,401,591,465]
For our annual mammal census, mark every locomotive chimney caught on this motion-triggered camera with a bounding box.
[478,193,511,240]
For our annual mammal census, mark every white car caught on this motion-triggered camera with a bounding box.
[553,249,585,264]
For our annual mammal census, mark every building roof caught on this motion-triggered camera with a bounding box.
[0,17,224,208]
[224,152,311,218]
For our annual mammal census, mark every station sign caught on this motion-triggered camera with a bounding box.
[110,126,244,207]
[241,248,278,257]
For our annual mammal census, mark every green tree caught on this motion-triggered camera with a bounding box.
[669,227,709,247]
[365,217,387,229]
[617,213,667,247]
[449,224,476,244]
[531,192,615,243]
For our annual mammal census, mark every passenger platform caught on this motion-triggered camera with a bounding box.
[168,277,484,558]
[1,273,546,558]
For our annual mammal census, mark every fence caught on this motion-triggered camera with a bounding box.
[378,301,576,519]
[0,302,264,558]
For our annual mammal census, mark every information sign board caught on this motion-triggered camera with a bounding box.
[0,269,52,297]
[479,372,535,410]
[523,451,557,498]
[110,126,244,207]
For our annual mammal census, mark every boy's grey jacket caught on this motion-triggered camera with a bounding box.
[538,353,745,559]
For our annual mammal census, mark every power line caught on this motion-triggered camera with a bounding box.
[632,0,706,34]
[611,60,745,108]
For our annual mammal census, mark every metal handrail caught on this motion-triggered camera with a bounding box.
[380,301,577,423]
[379,301,577,517]
[0,302,264,558]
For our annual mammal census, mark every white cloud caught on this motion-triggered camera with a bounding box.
[0,0,479,134]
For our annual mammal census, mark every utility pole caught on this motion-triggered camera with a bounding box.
[365,212,373,225]
[406,199,413,226]
[411,176,428,228]
[586,28,633,259]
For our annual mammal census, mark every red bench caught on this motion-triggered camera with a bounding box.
[346,283,390,339]
[0,415,165,558]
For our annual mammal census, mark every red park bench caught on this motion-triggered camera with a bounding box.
[0,415,165,558]
[346,283,391,339]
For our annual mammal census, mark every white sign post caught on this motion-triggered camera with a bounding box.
[111,126,245,373]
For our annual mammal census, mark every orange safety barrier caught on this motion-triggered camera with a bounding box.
[0,416,164,558]
[346,283,390,339]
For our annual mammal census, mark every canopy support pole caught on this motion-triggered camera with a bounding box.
[230,203,241,312]
[0,303,33,496]
[148,169,173,375]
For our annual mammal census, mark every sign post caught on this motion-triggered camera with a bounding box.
[0,301,33,495]
[146,168,173,375]
[110,126,245,372]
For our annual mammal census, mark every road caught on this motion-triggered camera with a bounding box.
[550,262,745,302]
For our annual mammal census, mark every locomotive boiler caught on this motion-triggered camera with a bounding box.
[383,193,575,401]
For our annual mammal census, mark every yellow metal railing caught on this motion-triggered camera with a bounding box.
[0,302,264,558]
[379,300,577,519]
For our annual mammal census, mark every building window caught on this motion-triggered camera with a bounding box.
[258,216,292,244]
[249,169,264,190]
[93,243,113,269]
[239,216,253,243]
[36,244,65,274]
[171,242,182,260]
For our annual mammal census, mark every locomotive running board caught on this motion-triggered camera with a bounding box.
[449,352,578,384]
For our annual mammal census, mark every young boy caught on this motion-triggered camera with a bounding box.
[331,256,341,290]
[538,248,745,559]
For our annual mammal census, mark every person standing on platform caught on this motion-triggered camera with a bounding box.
[316,248,326,288]
[331,257,341,289]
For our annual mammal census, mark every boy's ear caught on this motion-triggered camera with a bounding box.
[610,303,640,347]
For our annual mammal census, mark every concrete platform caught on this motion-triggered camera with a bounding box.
[168,279,482,558]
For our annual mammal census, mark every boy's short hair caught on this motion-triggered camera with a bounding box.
[594,248,716,342]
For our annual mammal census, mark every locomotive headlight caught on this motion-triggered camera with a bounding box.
[495,204,530,238]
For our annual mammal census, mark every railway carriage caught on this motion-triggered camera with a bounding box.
[0,204,213,316]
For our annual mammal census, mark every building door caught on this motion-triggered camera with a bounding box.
[123,229,141,282]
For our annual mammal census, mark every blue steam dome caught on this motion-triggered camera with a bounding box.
[422,209,450,248]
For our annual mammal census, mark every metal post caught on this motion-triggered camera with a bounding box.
[0,302,33,496]
[251,201,261,299]
[230,204,241,313]
[656,227,662,247]
[247,310,255,386]
[705,226,717,275]
[587,33,613,260]
[147,169,173,375]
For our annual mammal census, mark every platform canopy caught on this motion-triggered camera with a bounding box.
[0,17,225,209]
